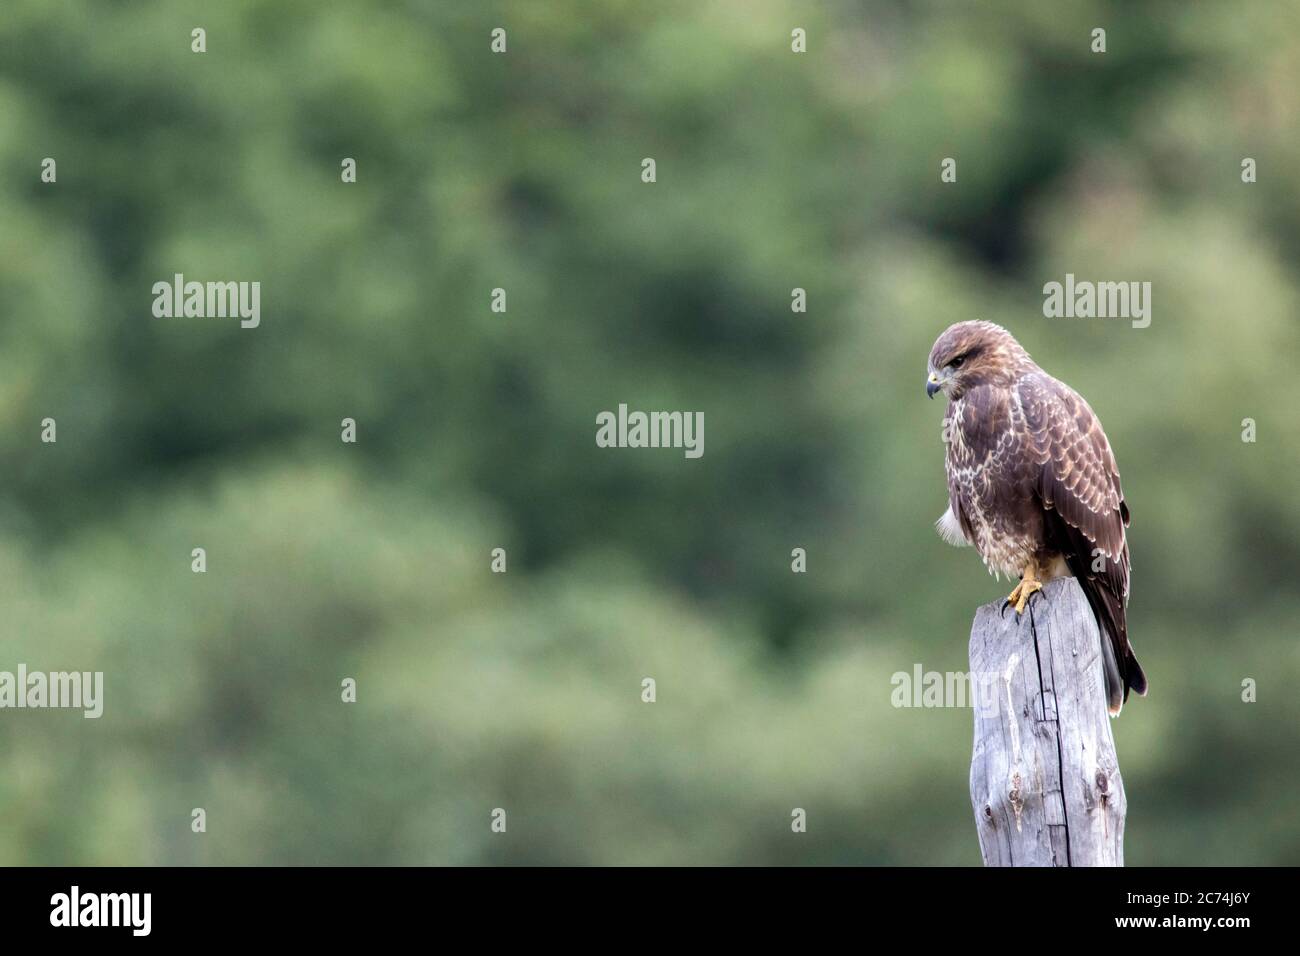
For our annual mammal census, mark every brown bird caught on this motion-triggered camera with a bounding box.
[926,321,1147,715]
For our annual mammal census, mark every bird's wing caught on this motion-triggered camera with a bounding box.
[1021,373,1128,580]
[1019,372,1146,710]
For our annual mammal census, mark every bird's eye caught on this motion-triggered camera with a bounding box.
[951,356,965,369]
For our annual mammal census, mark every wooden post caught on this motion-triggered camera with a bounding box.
[968,576,1126,866]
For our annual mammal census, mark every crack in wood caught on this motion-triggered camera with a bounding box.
[968,577,1127,867]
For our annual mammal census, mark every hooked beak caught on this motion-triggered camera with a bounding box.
[926,371,943,399]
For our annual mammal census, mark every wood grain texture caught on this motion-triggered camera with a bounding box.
[968,576,1126,866]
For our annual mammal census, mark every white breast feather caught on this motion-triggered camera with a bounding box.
[935,506,971,547]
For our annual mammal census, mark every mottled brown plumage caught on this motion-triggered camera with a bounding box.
[926,321,1147,715]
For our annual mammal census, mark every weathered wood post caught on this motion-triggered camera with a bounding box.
[968,576,1126,866]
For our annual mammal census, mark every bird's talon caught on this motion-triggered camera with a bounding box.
[1004,576,1043,616]
[1015,581,1042,615]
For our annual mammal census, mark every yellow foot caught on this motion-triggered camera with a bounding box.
[1003,578,1043,616]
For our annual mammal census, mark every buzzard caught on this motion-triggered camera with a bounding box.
[926,321,1147,715]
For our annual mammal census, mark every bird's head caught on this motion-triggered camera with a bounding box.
[926,321,1029,400]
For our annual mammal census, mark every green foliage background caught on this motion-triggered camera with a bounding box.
[1,0,1297,864]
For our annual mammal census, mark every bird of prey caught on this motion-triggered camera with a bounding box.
[926,320,1147,715]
